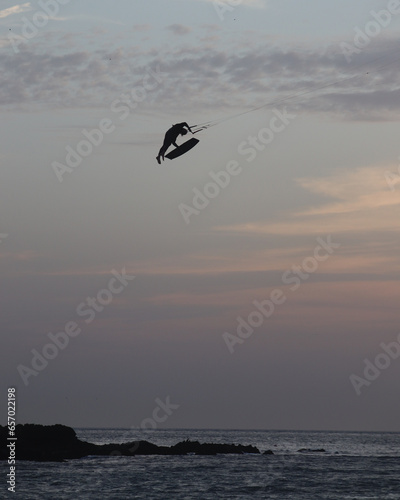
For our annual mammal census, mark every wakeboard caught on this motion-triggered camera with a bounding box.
[165,138,199,160]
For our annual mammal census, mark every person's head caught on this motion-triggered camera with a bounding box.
[180,129,188,136]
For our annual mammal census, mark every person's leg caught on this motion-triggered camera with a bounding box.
[156,129,175,163]
[156,141,169,163]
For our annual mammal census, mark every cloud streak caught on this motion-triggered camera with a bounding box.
[296,166,400,216]
[0,2,31,19]
[167,24,192,36]
[191,0,267,7]
[217,164,400,239]
[1,29,399,120]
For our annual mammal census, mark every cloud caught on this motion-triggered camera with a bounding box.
[47,14,126,25]
[133,24,151,32]
[167,24,192,36]
[0,2,31,19]
[191,0,266,7]
[1,28,400,120]
[0,249,38,262]
[217,165,400,237]
[296,166,400,216]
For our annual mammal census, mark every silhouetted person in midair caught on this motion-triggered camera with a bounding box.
[156,122,193,164]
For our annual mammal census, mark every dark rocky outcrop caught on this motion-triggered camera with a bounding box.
[1,424,260,462]
[168,439,259,456]
[1,424,97,461]
[297,448,326,453]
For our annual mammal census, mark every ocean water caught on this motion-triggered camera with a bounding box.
[2,429,400,499]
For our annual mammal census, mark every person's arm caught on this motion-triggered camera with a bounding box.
[182,122,193,134]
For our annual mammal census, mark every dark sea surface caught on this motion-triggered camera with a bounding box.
[3,429,400,499]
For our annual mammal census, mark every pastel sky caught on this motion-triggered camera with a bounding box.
[1,0,400,431]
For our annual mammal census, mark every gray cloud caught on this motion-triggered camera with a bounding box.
[1,30,400,119]
[166,24,192,36]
